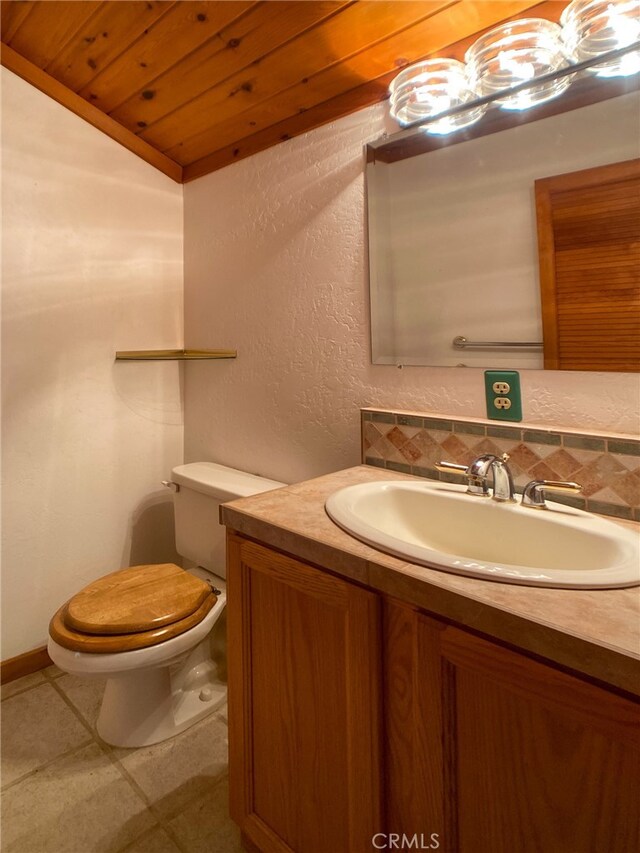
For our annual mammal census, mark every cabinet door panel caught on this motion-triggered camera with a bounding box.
[228,535,382,853]
[384,599,640,853]
[455,666,639,853]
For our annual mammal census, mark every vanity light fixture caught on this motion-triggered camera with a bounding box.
[389,59,486,134]
[561,0,640,77]
[465,19,571,110]
[388,0,640,131]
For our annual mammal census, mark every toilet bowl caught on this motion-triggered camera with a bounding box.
[47,462,284,748]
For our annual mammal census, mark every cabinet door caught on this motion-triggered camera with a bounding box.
[227,534,382,853]
[535,158,640,371]
[384,599,640,853]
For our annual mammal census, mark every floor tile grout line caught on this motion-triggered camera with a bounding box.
[0,736,95,792]
[115,823,179,853]
[105,752,194,853]
[18,673,231,851]
[47,675,105,743]
[42,665,65,681]
[105,712,231,853]
[46,677,177,851]
[1,672,48,702]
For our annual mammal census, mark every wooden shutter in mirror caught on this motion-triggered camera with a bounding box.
[535,158,640,371]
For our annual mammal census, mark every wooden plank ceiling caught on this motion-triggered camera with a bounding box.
[1,0,566,182]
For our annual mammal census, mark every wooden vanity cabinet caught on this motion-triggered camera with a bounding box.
[227,533,640,853]
[384,600,640,853]
[226,534,383,853]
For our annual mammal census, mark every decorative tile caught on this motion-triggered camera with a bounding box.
[508,443,542,472]
[440,434,470,464]
[398,415,424,428]
[487,425,522,440]
[530,461,559,482]
[587,500,633,520]
[399,440,424,464]
[370,411,395,425]
[523,429,562,446]
[466,438,504,458]
[563,434,606,452]
[387,460,412,474]
[423,417,452,431]
[365,456,386,468]
[611,470,640,506]
[386,426,409,451]
[617,454,640,472]
[362,410,640,519]
[607,439,640,456]
[410,430,442,466]
[576,455,627,499]
[454,421,486,437]
[590,486,626,506]
[544,449,583,480]
[362,421,384,450]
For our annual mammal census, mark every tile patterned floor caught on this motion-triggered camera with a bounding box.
[1,666,242,853]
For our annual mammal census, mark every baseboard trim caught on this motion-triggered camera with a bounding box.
[1,646,52,684]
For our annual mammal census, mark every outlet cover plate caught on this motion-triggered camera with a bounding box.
[484,370,522,422]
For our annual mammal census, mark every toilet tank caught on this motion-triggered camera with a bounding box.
[171,462,285,577]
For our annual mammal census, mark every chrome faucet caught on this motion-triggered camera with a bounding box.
[521,479,582,509]
[437,453,516,502]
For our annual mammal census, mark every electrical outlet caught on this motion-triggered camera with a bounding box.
[484,371,522,422]
[494,397,512,410]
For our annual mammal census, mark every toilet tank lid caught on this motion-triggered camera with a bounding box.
[171,462,286,501]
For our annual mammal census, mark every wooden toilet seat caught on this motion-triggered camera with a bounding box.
[49,564,217,654]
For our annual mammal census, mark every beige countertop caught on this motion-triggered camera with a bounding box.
[221,465,640,696]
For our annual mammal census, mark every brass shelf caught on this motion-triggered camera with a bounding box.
[115,349,237,361]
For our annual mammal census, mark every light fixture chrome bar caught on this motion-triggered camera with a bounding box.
[453,336,543,350]
[370,41,640,145]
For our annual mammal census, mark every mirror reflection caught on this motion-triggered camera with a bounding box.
[367,91,639,370]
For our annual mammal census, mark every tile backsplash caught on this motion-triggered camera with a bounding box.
[362,408,640,521]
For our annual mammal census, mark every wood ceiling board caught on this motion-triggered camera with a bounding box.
[1,0,35,43]
[5,1,103,70]
[110,1,349,133]
[3,0,619,183]
[76,0,256,113]
[182,71,393,181]
[427,0,565,62]
[1,44,182,182]
[172,0,545,166]
[139,0,452,151]
[45,1,172,92]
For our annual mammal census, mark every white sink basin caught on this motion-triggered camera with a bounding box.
[325,480,640,588]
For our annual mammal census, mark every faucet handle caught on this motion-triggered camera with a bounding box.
[521,480,582,510]
[436,459,491,497]
[435,460,469,476]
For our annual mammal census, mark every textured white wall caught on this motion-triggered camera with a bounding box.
[1,69,184,658]
[184,103,639,487]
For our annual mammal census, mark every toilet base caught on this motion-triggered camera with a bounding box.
[97,668,225,748]
[96,636,226,748]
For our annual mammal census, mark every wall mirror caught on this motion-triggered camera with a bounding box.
[366,75,640,371]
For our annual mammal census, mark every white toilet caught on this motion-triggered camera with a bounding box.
[47,462,284,748]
